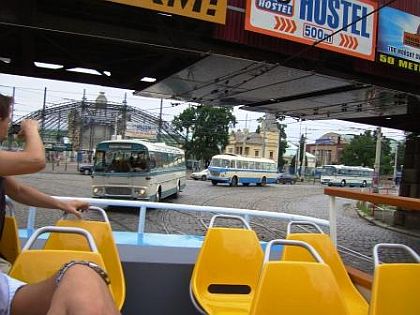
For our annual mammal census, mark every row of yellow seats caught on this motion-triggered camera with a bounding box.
[0,206,125,311]
[190,215,420,315]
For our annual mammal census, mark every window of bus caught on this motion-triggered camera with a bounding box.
[211,159,230,168]
[94,150,148,173]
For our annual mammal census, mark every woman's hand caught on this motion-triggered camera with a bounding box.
[59,199,90,219]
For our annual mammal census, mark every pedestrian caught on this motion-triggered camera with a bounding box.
[0,93,119,315]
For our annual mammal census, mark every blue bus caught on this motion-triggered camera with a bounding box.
[208,154,277,186]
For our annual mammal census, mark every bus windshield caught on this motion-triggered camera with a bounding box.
[94,149,149,173]
[210,158,231,168]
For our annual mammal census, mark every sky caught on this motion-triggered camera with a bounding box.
[0,73,406,145]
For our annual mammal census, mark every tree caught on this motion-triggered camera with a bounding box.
[340,130,393,175]
[276,120,288,171]
[172,106,236,164]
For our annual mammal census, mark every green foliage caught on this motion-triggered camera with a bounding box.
[172,106,236,163]
[340,130,393,175]
[277,121,287,170]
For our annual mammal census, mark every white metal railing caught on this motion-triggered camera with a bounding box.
[6,196,330,239]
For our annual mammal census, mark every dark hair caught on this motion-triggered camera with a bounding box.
[0,94,13,120]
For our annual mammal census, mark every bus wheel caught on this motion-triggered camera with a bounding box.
[261,177,267,187]
[211,180,218,186]
[155,188,161,202]
[230,176,238,187]
[361,180,367,188]
[340,180,346,187]
[243,183,250,186]
[174,182,180,198]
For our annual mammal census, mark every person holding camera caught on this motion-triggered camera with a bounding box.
[0,94,119,315]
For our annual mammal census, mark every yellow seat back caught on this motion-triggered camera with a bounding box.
[250,261,350,315]
[369,244,420,315]
[9,249,106,284]
[369,264,420,315]
[283,224,368,315]
[9,226,116,302]
[0,216,21,264]
[250,239,350,315]
[44,213,125,310]
[191,222,264,314]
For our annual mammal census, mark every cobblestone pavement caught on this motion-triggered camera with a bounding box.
[12,173,420,273]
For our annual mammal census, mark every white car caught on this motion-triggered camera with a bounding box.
[191,169,209,181]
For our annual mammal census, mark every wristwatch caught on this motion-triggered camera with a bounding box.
[56,260,111,286]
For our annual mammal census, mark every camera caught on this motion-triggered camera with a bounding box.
[9,124,21,135]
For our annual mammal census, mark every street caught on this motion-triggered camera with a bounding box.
[12,172,420,273]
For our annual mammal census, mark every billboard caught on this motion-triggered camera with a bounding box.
[245,0,377,61]
[125,121,157,139]
[106,0,227,24]
[377,7,420,73]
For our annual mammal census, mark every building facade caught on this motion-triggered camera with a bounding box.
[224,114,280,161]
[306,132,352,166]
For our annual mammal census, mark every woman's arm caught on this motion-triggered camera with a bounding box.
[4,177,88,218]
[0,120,46,176]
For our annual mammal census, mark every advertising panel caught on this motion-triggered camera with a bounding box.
[377,7,420,73]
[125,121,157,140]
[106,0,227,24]
[245,0,377,61]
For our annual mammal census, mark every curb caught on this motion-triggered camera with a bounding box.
[355,207,420,239]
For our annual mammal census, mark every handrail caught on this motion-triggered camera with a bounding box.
[6,196,329,238]
[325,187,420,211]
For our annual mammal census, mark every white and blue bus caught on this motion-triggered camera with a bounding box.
[320,165,374,187]
[208,154,277,186]
[92,140,186,201]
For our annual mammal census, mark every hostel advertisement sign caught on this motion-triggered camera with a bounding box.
[245,0,377,61]
[106,0,227,24]
[377,7,420,73]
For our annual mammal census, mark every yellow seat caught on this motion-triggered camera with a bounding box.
[250,239,350,315]
[43,207,125,310]
[190,215,264,315]
[369,243,420,315]
[9,226,108,287]
[0,215,21,264]
[282,221,368,315]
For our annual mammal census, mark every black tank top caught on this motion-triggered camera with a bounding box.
[0,177,5,239]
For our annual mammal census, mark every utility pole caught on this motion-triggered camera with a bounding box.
[295,120,302,176]
[157,98,163,142]
[373,127,382,193]
[301,127,307,177]
[113,114,118,139]
[243,114,248,156]
[295,143,300,175]
[7,87,16,150]
[41,87,47,142]
[393,142,399,185]
[262,116,267,158]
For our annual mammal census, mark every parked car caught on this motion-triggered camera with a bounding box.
[79,163,94,175]
[191,169,209,181]
[276,173,297,184]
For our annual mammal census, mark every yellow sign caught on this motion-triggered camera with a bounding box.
[378,53,420,73]
[106,0,227,24]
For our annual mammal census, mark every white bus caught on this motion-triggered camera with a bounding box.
[92,140,186,201]
[208,154,277,186]
[320,165,374,187]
